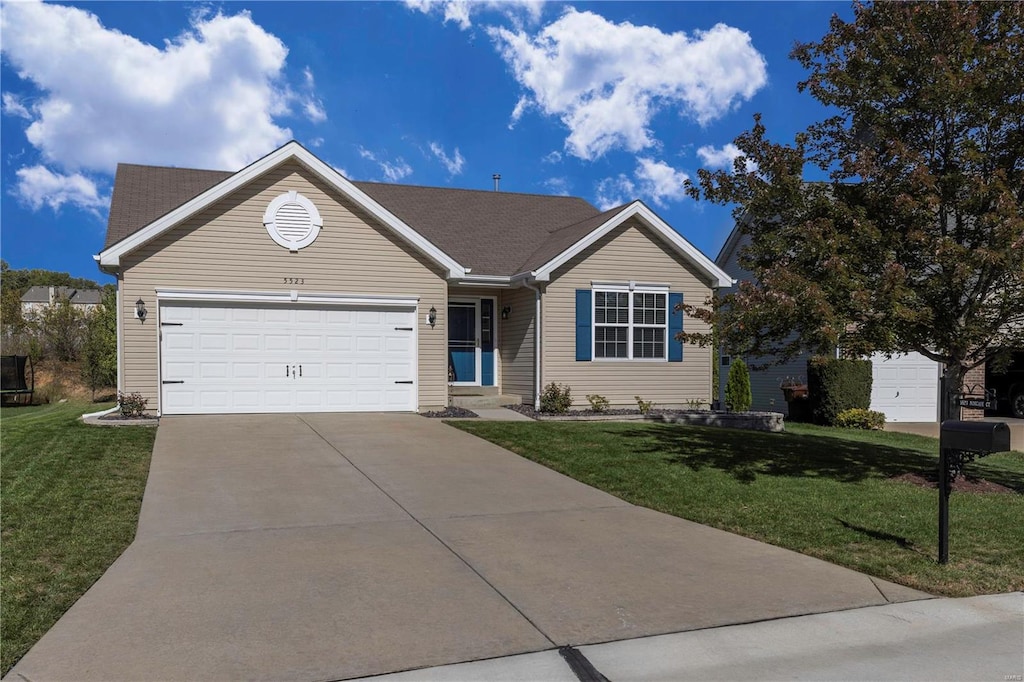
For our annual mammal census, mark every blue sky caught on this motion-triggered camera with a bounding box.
[1,0,848,284]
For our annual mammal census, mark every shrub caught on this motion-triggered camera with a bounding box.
[540,382,573,413]
[118,391,148,418]
[685,398,708,410]
[634,396,654,414]
[807,356,872,425]
[834,408,886,430]
[725,358,752,412]
[586,394,610,412]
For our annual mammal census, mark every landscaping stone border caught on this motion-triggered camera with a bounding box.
[528,409,785,432]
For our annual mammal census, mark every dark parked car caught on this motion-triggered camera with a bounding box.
[986,352,1024,419]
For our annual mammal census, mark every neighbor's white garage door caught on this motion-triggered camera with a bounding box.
[870,352,939,422]
[160,302,416,414]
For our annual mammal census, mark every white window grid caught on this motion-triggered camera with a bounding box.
[592,287,668,361]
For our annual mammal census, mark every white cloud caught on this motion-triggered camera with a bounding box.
[13,164,108,213]
[0,0,325,184]
[595,174,635,211]
[696,143,757,172]
[542,150,562,164]
[2,92,33,119]
[359,147,413,182]
[543,176,570,195]
[489,9,767,160]
[634,158,688,207]
[404,0,544,31]
[308,137,325,148]
[429,142,465,175]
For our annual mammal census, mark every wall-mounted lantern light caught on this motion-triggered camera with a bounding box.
[501,305,511,320]
[427,305,437,327]
[135,298,148,322]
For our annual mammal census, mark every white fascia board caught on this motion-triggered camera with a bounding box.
[528,201,733,288]
[454,275,513,287]
[99,141,466,278]
[155,288,419,308]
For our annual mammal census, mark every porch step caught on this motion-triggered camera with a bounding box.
[451,393,521,409]
[449,386,500,397]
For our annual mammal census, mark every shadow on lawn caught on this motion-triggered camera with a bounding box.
[617,424,1024,492]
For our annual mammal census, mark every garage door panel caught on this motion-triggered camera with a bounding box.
[870,352,938,422]
[160,302,416,414]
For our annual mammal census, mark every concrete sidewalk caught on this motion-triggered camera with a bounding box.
[362,593,1024,682]
[8,414,932,682]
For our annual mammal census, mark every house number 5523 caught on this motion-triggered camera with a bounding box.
[283,277,305,285]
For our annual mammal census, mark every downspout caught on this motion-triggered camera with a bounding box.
[524,280,542,410]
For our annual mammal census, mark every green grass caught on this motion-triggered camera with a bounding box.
[451,419,1024,597]
[1,402,156,675]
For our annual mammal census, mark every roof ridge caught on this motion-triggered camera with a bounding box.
[354,179,591,202]
[117,162,234,174]
[546,201,630,234]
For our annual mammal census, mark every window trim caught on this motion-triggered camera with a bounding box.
[591,284,669,362]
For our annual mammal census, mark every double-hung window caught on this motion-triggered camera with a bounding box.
[593,288,668,360]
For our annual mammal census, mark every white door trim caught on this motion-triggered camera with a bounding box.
[156,288,419,307]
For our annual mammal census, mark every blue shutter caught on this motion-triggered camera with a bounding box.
[575,289,592,361]
[668,292,683,362]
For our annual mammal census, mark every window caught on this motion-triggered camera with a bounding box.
[593,289,667,360]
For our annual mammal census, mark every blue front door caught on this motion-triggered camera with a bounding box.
[448,302,476,383]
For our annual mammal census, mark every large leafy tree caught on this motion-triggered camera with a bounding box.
[684,1,1024,420]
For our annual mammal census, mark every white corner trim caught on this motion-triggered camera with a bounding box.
[98,141,466,278]
[155,288,420,308]
[526,201,732,288]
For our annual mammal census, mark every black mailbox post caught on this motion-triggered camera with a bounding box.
[937,420,1011,564]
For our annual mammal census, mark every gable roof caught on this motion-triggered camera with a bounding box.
[98,141,730,286]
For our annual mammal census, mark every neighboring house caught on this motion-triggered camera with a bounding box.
[20,286,102,315]
[96,141,730,416]
[715,227,942,423]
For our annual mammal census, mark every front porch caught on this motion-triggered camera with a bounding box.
[447,286,535,409]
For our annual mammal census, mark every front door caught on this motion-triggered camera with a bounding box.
[448,298,496,386]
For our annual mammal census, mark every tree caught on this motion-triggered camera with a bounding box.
[81,287,118,398]
[725,358,752,412]
[37,294,86,362]
[684,2,1024,421]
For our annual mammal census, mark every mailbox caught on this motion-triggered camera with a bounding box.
[940,420,1011,453]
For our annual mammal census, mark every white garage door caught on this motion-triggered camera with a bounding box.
[870,352,939,422]
[160,302,416,415]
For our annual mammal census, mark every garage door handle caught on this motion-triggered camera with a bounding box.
[395,380,414,384]
[162,380,185,384]
[161,322,183,327]
[395,327,413,331]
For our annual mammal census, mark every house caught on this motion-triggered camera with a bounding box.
[715,227,942,423]
[96,141,730,416]
[20,285,102,315]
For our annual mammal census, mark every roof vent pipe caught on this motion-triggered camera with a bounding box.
[492,174,501,191]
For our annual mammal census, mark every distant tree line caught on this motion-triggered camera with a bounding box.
[1,260,117,397]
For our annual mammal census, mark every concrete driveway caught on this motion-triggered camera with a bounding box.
[8,414,929,682]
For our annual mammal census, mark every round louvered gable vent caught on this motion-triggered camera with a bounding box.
[264,191,323,251]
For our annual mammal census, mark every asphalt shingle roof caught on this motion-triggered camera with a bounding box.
[21,285,102,304]
[102,163,609,276]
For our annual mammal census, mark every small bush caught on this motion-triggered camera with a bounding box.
[635,396,654,414]
[834,408,886,430]
[586,394,610,412]
[540,382,573,413]
[118,391,148,418]
[685,398,708,410]
[807,356,872,425]
[725,358,752,412]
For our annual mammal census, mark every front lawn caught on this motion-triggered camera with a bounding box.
[1,402,156,675]
[451,420,1024,597]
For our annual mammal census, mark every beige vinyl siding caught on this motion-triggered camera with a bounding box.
[499,286,536,403]
[119,161,449,413]
[543,219,715,408]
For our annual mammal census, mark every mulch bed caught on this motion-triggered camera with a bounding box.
[507,404,676,418]
[891,472,1015,495]
[421,406,478,418]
